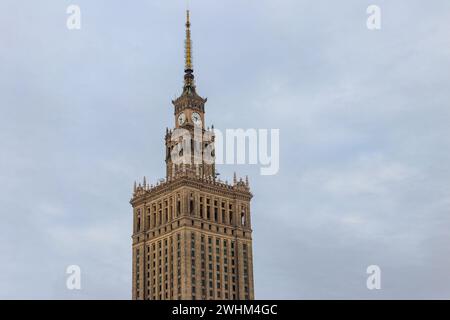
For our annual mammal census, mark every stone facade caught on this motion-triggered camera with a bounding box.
[130,10,254,300]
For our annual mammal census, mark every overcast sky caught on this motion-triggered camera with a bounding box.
[1,0,450,299]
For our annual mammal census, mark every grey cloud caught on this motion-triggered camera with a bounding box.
[1,0,450,299]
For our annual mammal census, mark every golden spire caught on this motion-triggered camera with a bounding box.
[183,9,195,93]
[185,10,193,71]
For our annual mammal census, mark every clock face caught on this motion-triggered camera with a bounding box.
[191,112,202,127]
[177,113,186,126]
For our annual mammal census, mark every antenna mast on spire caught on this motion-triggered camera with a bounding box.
[183,9,196,93]
[185,10,193,71]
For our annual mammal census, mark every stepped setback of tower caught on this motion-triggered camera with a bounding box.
[130,10,255,300]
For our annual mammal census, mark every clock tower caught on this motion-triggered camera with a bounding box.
[130,10,255,301]
[165,10,214,180]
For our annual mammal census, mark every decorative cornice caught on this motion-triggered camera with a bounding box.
[131,174,252,205]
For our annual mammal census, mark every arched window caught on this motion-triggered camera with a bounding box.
[190,194,195,215]
[222,210,226,224]
[146,208,150,229]
[176,195,181,216]
[136,209,141,231]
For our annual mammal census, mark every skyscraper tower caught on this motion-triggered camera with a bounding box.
[130,10,254,300]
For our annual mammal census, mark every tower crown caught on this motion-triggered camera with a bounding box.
[172,10,207,126]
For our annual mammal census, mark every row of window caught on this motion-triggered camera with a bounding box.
[134,196,250,233]
[191,233,237,300]
[134,233,251,300]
